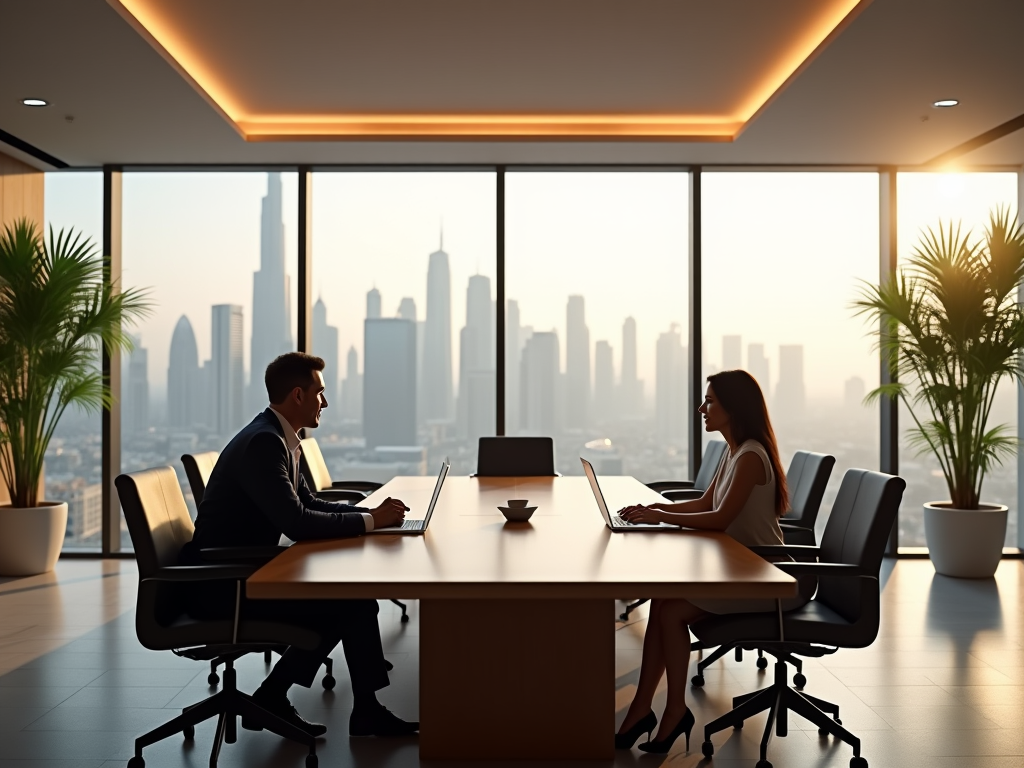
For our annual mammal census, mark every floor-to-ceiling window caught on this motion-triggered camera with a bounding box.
[44,171,105,552]
[896,172,1020,549]
[119,172,299,543]
[311,171,497,481]
[504,171,690,479]
[702,172,881,535]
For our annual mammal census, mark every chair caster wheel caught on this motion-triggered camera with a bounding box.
[306,754,318,767]
[322,675,336,691]
[207,673,219,686]
[701,741,714,758]
[734,721,744,729]
[400,614,409,623]
[183,725,195,740]
[835,717,842,725]
[794,673,807,688]
[691,675,705,687]
[127,757,145,768]
[850,757,868,768]
[755,761,773,768]
[618,612,629,621]
[819,727,830,736]
[756,656,769,669]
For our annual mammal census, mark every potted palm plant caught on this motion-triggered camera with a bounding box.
[0,219,149,575]
[855,207,1024,578]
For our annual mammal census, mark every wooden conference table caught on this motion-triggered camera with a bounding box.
[247,475,796,760]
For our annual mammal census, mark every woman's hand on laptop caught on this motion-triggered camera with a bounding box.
[619,504,663,524]
[370,497,409,529]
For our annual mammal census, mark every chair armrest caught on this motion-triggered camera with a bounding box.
[315,489,367,504]
[663,489,704,501]
[199,546,288,564]
[148,565,258,582]
[779,521,814,532]
[749,544,821,560]
[775,562,868,578]
[646,480,695,492]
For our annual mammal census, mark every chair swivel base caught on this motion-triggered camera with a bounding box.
[125,662,318,768]
[691,642,806,688]
[699,660,866,768]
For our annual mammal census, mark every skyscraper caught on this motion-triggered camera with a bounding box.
[312,297,339,419]
[168,315,199,430]
[250,173,293,409]
[776,344,806,421]
[397,297,426,427]
[340,346,363,423]
[366,287,382,319]
[722,335,742,371]
[747,343,771,401]
[620,316,641,418]
[594,340,615,423]
[521,331,560,435]
[844,375,866,412]
[656,324,686,442]
[123,335,149,436]
[505,299,522,434]
[212,304,245,436]
[565,296,590,430]
[458,275,495,440]
[423,241,453,422]
[363,318,417,448]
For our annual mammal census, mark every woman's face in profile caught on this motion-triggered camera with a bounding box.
[698,384,729,434]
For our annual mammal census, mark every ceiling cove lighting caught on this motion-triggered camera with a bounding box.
[108,0,872,142]
[933,99,960,108]
[21,98,49,107]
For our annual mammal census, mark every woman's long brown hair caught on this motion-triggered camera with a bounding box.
[706,369,789,516]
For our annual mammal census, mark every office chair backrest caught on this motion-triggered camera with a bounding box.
[116,467,195,579]
[815,469,905,621]
[694,440,728,490]
[476,436,556,476]
[298,437,333,492]
[181,451,219,507]
[781,451,835,528]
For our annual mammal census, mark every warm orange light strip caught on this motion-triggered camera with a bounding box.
[109,0,869,142]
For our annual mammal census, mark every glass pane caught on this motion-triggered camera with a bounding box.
[120,172,299,548]
[44,172,105,552]
[505,172,690,479]
[896,172,1019,548]
[703,172,881,536]
[311,172,497,481]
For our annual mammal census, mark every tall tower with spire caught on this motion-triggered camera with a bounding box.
[423,231,453,422]
[311,295,339,422]
[250,172,293,410]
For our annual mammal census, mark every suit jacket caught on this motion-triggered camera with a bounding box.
[187,408,366,556]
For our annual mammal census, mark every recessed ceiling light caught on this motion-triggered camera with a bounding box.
[933,99,959,108]
[21,98,49,107]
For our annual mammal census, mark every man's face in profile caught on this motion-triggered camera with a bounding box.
[301,370,328,429]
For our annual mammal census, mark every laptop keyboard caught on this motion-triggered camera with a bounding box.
[401,519,424,530]
[611,515,628,526]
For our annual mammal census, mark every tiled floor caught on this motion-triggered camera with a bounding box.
[1,558,1022,768]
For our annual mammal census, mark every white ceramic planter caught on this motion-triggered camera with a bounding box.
[923,502,1008,579]
[0,502,68,576]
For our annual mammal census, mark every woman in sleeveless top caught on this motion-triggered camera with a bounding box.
[613,369,792,754]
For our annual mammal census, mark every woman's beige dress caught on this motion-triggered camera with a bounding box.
[689,439,810,614]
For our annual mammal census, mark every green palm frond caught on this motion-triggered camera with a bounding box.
[852,206,1024,510]
[0,218,152,508]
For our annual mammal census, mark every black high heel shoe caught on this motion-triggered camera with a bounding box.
[638,708,695,754]
[614,710,657,749]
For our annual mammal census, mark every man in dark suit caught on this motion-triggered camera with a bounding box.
[182,352,417,738]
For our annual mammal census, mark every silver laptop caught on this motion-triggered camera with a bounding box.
[364,458,450,535]
[580,457,677,531]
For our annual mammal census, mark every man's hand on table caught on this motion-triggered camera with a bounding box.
[369,497,410,529]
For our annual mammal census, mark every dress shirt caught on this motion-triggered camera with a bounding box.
[269,407,375,532]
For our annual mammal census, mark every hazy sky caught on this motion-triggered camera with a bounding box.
[44,170,1018,405]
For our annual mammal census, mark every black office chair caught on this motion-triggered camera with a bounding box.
[117,466,321,768]
[779,450,836,546]
[299,437,383,501]
[691,468,905,768]
[646,440,728,501]
[296,438,409,624]
[475,436,558,476]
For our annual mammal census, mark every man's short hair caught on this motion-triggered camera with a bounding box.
[265,353,325,404]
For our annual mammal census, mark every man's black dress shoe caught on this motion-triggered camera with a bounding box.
[243,689,328,737]
[349,705,419,737]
